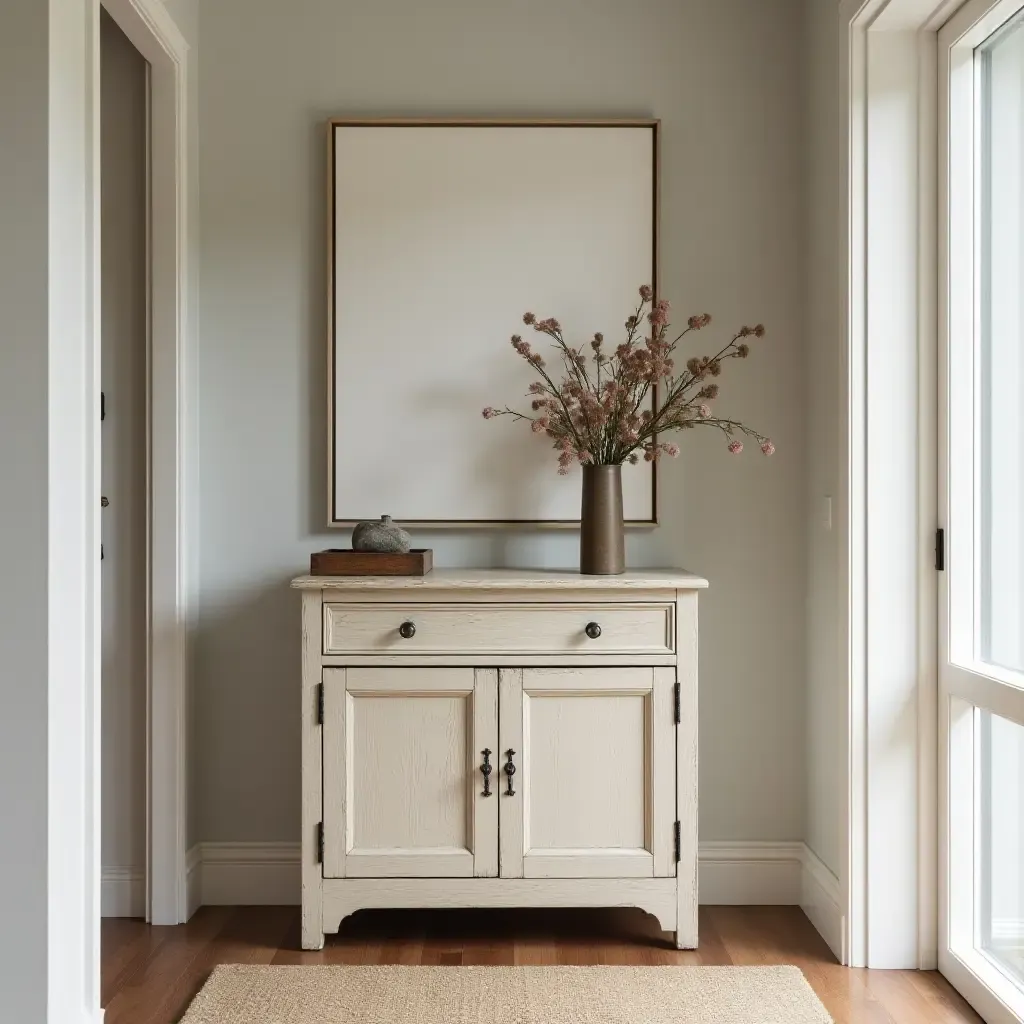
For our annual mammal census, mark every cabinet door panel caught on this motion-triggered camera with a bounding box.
[498,667,676,878]
[323,667,497,878]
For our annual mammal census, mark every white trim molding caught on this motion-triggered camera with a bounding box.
[801,845,845,964]
[185,840,841,954]
[101,868,146,919]
[99,0,192,926]
[698,842,805,905]
[196,843,304,907]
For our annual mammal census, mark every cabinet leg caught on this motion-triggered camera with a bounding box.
[674,930,696,950]
[301,927,325,951]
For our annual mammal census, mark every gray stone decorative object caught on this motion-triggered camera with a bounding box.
[351,515,412,553]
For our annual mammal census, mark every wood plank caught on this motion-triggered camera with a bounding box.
[291,569,708,591]
[102,906,984,1024]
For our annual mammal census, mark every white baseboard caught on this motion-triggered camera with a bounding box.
[799,844,844,963]
[101,866,145,918]
[197,842,301,907]
[698,841,804,904]
[130,840,847,962]
[182,840,843,959]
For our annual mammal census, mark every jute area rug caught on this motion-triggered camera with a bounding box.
[179,964,833,1023]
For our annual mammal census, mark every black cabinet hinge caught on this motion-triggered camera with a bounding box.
[935,528,945,571]
[100,391,106,421]
[674,821,681,863]
[673,681,681,724]
[317,822,324,864]
[317,683,324,725]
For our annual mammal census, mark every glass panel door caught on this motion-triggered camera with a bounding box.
[940,0,1024,1019]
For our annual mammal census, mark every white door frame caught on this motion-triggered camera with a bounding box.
[837,0,961,969]
[99,0,191,926]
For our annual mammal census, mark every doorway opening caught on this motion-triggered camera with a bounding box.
[100,5,150,922]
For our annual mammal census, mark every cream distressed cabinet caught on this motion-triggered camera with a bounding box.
[291,570,706,950]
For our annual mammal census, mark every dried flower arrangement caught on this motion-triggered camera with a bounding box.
[483,285,774,474]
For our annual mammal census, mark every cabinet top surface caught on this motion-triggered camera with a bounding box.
[291,568,708,591]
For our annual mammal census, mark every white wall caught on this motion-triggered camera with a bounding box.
[0,0,52,1013]
[194,0,807,848]
[803,0,843,878]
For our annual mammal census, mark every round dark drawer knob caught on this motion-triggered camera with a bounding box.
[585,621,602,639]
[398,621,416,639]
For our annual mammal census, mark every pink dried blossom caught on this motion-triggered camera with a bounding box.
[649,299,671,327]
[483,288,771,473]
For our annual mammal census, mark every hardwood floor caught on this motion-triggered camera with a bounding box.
[101,905,982,1024]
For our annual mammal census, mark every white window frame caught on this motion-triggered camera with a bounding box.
[938,0,1024,1017]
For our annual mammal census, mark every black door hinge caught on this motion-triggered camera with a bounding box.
[317,682,324,725]
[935,528,945,571]
[674,820,681,862]
[673,681,681,724]
[100,391,106,421]
[317,822,324,864]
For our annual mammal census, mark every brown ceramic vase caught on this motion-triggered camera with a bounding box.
[579,464,625,575]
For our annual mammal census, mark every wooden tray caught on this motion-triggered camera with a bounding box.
[309,549,433,577]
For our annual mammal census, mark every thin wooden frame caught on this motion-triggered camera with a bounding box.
[326,117,660,528]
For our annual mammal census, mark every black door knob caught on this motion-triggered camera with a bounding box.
[398,621,416,639]
[585,622,602,639]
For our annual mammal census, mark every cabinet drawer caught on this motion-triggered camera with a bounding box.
[323,602,675,657]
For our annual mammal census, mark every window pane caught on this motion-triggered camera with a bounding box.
[979,14,1024,675]
[979,710,1024,986]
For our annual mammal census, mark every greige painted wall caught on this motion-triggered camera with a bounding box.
[0,0,50,1012]
[195,0,807,846]
[803,0,843,876]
